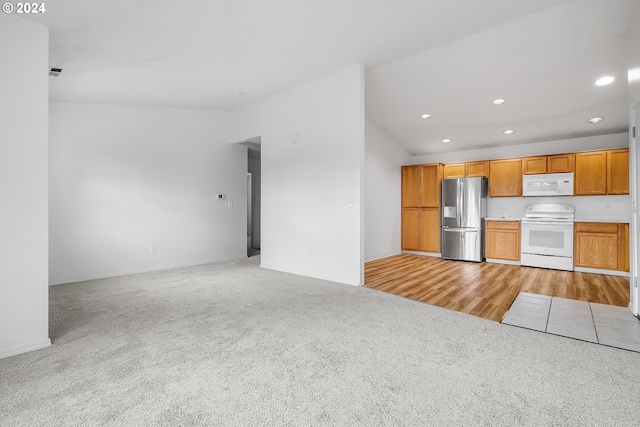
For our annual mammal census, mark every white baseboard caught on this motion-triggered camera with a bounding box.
[574,267,630,277]
[259,263,360,287]
[486,258,521,266]
[365,251,402,262]
[0,338,51,360]
[49,255,248,286]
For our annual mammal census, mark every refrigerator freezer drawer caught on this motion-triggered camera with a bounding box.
[441,228,484,262]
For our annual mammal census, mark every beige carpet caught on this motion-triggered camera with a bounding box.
[1,256,639,426]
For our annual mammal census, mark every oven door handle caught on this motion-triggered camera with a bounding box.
[521,220,573,226]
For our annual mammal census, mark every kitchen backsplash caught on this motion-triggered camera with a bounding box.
[487,195,631,222]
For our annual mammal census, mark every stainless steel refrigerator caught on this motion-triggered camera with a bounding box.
[441,177,488,262]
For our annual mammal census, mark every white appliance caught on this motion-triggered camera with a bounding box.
[522,173,574,197]
[521,203,574,271]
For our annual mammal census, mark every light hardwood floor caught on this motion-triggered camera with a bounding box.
[365,254,630,322]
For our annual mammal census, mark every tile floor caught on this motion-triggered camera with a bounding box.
[502,292,640,352]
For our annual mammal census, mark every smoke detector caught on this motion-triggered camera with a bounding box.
[49,68,62,77]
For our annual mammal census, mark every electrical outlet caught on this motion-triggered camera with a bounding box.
[151,245,157,253]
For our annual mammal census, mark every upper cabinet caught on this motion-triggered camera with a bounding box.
[443,163,465,179]
[607,148,629,195]
[547,153,575,173]
[425,148,626,200]
[401,165,421,207]
[522,154,575,174]
[421,163,444,207]
[522,156,547,175]
[402,164,444,208]
[575,149,628,196]
[575,151,607,195]
[465,161,489,178]
[489,158,522,197]
[444,161,488,178]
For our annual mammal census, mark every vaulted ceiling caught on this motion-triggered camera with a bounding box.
[44,0,636,155]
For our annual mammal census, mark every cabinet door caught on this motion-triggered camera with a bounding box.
[522,157,547,175]
[420,208,440,252]
[465,161,489,177]
[443,164,465,178]
[607,149,629,195]
[619,223,629,272]
[574,222,618,269]
[485,221,520,261]
[489,159,522,197]
[402,208,421,250]
[575,151,607,195]
[420,164,443,207]
[548,153,575,173]
[402,166,421,207]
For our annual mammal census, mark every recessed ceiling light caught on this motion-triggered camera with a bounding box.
[588,117,603,124]
[232,92,244,97]
[421,113,431,119]
[595,76,614,86]
[442,138,452,143]
[493,99,505,105]
[503,129,515,135]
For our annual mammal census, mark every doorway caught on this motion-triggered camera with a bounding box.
[243,137,261,258]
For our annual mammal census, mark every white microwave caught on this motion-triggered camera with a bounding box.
[522,173,574,197]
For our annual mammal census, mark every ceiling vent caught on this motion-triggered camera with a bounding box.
[49,68,62,77]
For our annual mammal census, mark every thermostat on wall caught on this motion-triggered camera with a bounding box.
[216,194,225,200]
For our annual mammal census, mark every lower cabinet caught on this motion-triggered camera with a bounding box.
[402,208,440,252]
[574,222,629,272]
[485,220,520,261]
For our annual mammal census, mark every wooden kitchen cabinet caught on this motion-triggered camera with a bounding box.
[443,161,489,178]
[522,157,547,175]
[620,223,630,272]
[402,164,443,208]
[465,161,489,177]
[401,163,443,252]
[402,165,421,207]
[402,208,440,252]
[547,153,575,173]
[607,148,629,195]
[575,149,629,196]
[574,222,629,271]
[575,151,607,195]
[485,220,520,261]
[489,158,522,197]
[420,163,444,207]
[443,163,465,178]
[402,208,421,250]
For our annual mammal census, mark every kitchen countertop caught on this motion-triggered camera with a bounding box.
[486,217,630,223]
[574,219,630,223]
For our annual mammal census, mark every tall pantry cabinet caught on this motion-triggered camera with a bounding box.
[401,164,444,252]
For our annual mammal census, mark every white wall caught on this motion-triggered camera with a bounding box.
[49,103,246,285]
[0,15,50,358]
[365,120,411,261]
[229,65,365,285]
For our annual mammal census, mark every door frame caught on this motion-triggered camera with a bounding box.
[629,99,640,317]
